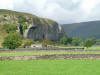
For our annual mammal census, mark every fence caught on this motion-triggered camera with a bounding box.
[0,47,84,51]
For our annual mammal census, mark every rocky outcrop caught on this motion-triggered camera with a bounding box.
[24,19,65,41]
[0,9,65,41]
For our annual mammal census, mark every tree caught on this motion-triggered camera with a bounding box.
[21,39,34,48]
[60,36,68,45]
[67,37,72,44]
[2,33,22,49]
[83,39,94,48]
[72,37,82,46]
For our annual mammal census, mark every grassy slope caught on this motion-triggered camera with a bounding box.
[0,60,100,75]
[0,9,56,25]
[0,9,36,17]
[0,26,7,48]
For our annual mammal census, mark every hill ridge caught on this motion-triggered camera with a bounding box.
[63,21,100,39]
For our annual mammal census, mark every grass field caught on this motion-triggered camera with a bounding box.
[1,51,100,56]
[0,60,100,75]
[58,46,100,50]
[85,46,100,50]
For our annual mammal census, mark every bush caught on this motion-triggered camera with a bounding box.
[72,37,82,46]
[22,24,27,32]
[18,16,27,24]
[83,39,94,48]
[42,40,53,47]
[60,36,68,45]
[3,24,17,33]
[35,41,41,44]
[21,39,34,48]
[2,33,22,49]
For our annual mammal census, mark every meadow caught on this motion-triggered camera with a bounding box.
[85,46,100,50]
[0,46,100,75]
[0,46,100,57]
[1,51,100,56]
[59,46,100,50]
[0,60,100,75]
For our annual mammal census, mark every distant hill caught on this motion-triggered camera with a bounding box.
[63,21,100,39]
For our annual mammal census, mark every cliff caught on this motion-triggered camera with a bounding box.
[0,9,65,47]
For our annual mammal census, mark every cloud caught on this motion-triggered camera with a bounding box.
[0,0,100,24]
[0,0,13,9]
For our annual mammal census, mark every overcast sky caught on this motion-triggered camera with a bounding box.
[0,0,100,24]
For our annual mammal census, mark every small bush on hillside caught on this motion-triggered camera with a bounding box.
[60,36,69,45]
[83,39,94,48]
[2,33,22,49]
[3,24,17,33]
[22,24,27,32]
[72,37,82,46]
[42,40,53,47]
[21,39,34,48]
[18,16,27,24]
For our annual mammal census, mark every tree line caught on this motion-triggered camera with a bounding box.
[60,36,96,48]
[2,33,97,49]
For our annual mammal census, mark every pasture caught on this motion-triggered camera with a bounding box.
[59,46,100,50]
[1,51,100,56]
[85,46,100,50]
[0,46,100,75]
[0,60,100,75]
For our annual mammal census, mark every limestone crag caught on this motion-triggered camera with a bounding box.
[0,9,65,41]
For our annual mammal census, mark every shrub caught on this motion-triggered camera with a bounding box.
[60,36,68,45]
[3,24,17,33]
[22,24,27,32]
[83,39,94,48]
[72,37,82,46]
[2,33,22,49]
[21,39,34,48]
[42,40,53,47]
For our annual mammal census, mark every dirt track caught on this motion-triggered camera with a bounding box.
[1,54,100,60]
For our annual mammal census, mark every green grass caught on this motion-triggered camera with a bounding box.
[0,60,100,75]
[59,46,100,50]
[85,46,100,50]
[58,46,83,48]
[0,25,8,48]
[1,51,100,56]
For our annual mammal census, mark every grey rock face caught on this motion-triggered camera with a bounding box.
[0,9,65,41]
[25,21,65,41]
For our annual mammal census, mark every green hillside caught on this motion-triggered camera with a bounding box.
[0,9,65,48]
[0,25,8,47]
[63,21,100,39]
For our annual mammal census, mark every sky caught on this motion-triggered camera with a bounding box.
[0,0,100,24]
